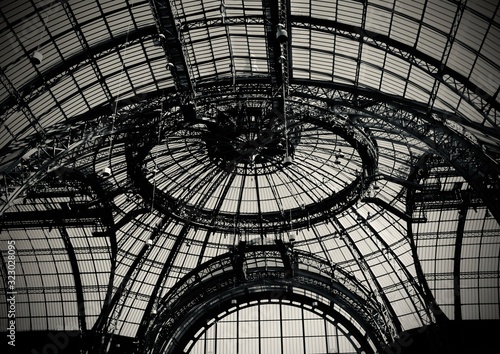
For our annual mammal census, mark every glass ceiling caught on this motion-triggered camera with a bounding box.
[0,0,499,352]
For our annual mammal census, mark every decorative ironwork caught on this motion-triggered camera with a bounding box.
[141,243,400,353]
[125,93,379,233]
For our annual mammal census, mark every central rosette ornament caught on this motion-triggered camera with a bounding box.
[202,106,301,172]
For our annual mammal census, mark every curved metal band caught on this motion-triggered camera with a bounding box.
[141,244,399,353]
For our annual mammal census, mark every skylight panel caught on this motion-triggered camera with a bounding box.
[447,42,477,78]
[394,0,425,21]
[471,57,500,97]
[380,71,406,96]
[358,63,382,89]
[423,0,455,35]
[456,99,486,125]
[311,1,337,20]
[333,56,356,82]
[2,0,32,24]
[366,4,392,36]
[337,0,363,26]
[121,44,147,66]
[391,13,419,46]
[80,19,111,46]
[28,90,57,119]
[334,35,359,58]
[290,0,310,16]
[4,55,37,89]
[416,26,447,59]
[130,2,155,26]
[457,10,489,52]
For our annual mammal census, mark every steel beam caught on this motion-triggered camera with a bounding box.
[58,226,88,333]
[289,15,499,128]
[148,0,194,95]
[362,197,415,223]
[135,223,189,343]
[1,208,108,229]
[0,26,158,119]
[288,82,500,223]
[90,213,169,354]
[453,200,468,320]
[143,246,395,353]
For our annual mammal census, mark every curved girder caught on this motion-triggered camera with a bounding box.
[142,244,398,353]
[124,103,379,233]
[6,80,498,232]
[403,154,448,320]
[1,2,498,350]
[1,166,114,338]
[0,92,168,215]
[159,10,499,129]
[290,15,500,127]
[134,223,191,344]
[286,83,500,224]
[185,80,500,221]
[289,79,500,142]
[3,12,497,148]
[453,198,469,320]
[4,81,498,229]
[352,203,439,323]
[0,25,158,118]
[157,292,376,354]
[51,168,115,337]
[405,153,471,322]
[332,216,404,333]
[3,75,489,169]
[90,213,169,353]
[5,81,498,229]
[149,0,194,94]
[57,226,87,334]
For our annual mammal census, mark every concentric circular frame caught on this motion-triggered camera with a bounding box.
[125,88,379,234]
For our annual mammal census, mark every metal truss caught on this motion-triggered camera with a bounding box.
[0,26,158,120]
[142,243,398,353]
[407,153,479,322]
[181,15,265,31]
[149,0,195,100]
[1,5,498,176]
[0,128,106,215]
[403,154,458,322]
[1,209,107,228]
[124,100,379,233]
[134,224,191,344]
[90,242,152,353]
[4,79,498,230]
[181,293,375,354]
[58,226,88,334]
[279,0,290,93]
[0,90,168,215]
[0,285,109,295]
[3,79,498,226]
[288,82,500,222]
[333,215,415,332]
[347,209,434,324]
[289,16,499,128]
[412,189,483,211]
[0,68,46,139]
[425,0,466,113]
[89,212,171,354]
[1,2,498,350]
[427,270,499,281]
[61,1,113,103]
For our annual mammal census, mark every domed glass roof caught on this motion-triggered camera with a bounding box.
[0,0,499,352]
